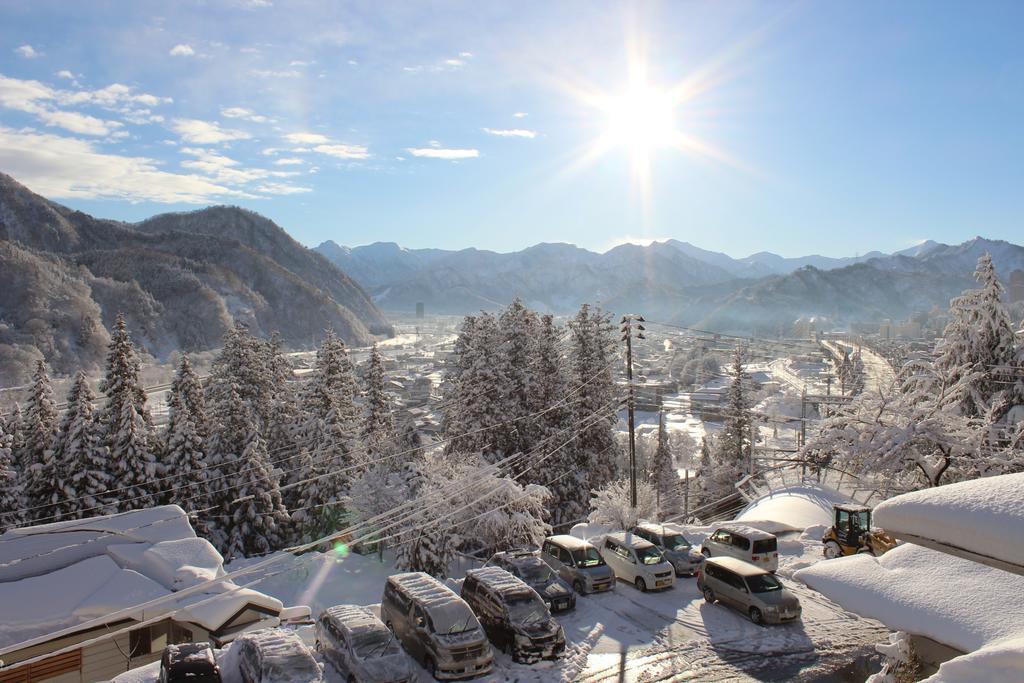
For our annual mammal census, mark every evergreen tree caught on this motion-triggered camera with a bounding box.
[207,322,275,434]
[527,315,574,497]
[693,435,715,508]
[712,347,752,495]
[490,299,538,457]
[22,360,59,521]
[51,372,112,520]
[395,516,455,579]
[221,426,291,560]
[362,343,394,458]
[932,254,1019,420]
[0,419,22,532]
[569,304,620,491]
[98,313,157,510]
[649,411,679,520]
[164,357,209,512]
[264,332,300,456]
[7,404,26,470]
[444,313,503,455]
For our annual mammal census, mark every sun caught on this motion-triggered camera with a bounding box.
[600,83,678,155]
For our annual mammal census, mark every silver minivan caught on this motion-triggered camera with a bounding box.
[699,523,779,572]
[598,532,676,592]
[315,604,414,683]
[697,556,801,625]
[540,535,615,595]
[631,523,704,576]
[380,572,494,680]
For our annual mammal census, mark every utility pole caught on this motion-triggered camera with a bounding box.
[621,314,645,509]
[799,387,807,477]
[823,374,832,418]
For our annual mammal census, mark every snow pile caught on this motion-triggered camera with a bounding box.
[569,521,611,543]
[794,543,1024,681]
[736,483,853,533]
[873,472,1024,569]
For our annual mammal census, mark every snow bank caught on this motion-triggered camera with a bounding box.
[926,636,1024,682]
[569,522,610,543]
[794,543,1024,654]
[736,484,852,533]
[873,473,1024,569]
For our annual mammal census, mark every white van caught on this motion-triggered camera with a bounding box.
[598,532,675,592]
[698,524,779,572]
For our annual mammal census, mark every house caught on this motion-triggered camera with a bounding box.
[0,506,286,683]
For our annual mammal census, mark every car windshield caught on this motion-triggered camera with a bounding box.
[520,562,554,583]
[506,594,548,625]
[663,534,691,551]
[636,545,664,565]
[746,574,783,593]
[571,547,604,567]
[353,630,400,658]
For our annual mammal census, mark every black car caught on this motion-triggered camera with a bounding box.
[159,643,222,683]
[485,550,576,612]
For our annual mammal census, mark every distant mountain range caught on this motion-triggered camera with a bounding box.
[315,236,1024,331]
[0,173,390,385]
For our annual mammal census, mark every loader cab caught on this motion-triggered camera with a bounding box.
[834,505,871,548]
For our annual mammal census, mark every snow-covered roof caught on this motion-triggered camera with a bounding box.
[605,531,656,550]
[0,506,283,654]
[547,534,597,550]
[705,556,772,577]
[711,523,776,541]
[322,604,387,639]
[735,484,854,533]
[466,567,533,597]
[233,629,323,682]
[388,572,477,634]
[794,543,1024,682]
[873,473,1024,574]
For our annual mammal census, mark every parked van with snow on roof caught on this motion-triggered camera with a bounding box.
[540,535,615,595]
[598,532,676,591]
[698,556,801,625]
[461,567,565,663]
[380,572,494,680]
[699,524,779,572]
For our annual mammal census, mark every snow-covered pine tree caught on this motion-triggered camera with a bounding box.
[649,411,679,520]
[362,343,395,458]
[443,313,503,456]
[22,360,59,522]
[207,322,275,434]
[263,332,300,456]
[490,299,538,458]
[527,315,575,503]
[221,425,291,561]
[932,254,1019,420]
[711,347,752,497]
[0,419,22,532]
[395,520,454,578]
[50,372,112,520]
[692,435,714,508]
[569,304,620,491]
[7,404,26,470]
[164,358,209,512]
[98,313,158,511]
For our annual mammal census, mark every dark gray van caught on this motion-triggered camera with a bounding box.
[461,567,566,663]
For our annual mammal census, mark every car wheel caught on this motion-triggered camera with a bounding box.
[635,577,647,592]
[749,607,764,625]
[347,676,356,683]
[701,548,711,558]
[573,579,586,595]
[823,540,843,559]
[703,587,715,603]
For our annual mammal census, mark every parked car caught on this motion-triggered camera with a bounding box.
[159,643,222,683]
[598,532,676,591]
[461,567,566,663]
[316,604,415,683]
[540,535,615,595]
[631,523,704,576]
[380,571,494,680]
[484,549,576,612]
[699,524,779,572]
[697,556,802,625]
[235,629,324,683]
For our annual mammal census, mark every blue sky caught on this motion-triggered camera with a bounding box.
[1,0,1022,257]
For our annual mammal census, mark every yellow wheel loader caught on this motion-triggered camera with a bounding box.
[822,504,897,559]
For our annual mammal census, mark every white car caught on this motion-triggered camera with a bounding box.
[699,524,779,573]
[598,532,675,591]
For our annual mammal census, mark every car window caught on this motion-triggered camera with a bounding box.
[746,574,782,593]
[352,630,400,658]
[712,531,730,544]
[732,535,751,551]
[724,570,746,591]
[519,561,554,583]
[753,538,777,554]
[636,545,664,565]
[663,534,691,551]
[506,593,548,626]
[571,546,604,567]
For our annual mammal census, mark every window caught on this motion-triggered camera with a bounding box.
[722,571,746,591]
[712,531,731,544]
[704,564,721,580]
[752,539,777,554]
[130,622,193,657]
[731,535,751,551]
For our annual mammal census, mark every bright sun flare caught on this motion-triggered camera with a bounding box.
[601,84,677,153]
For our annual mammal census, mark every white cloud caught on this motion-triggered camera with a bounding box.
[40,109,122,136]
[15,45,39,59]
[55,70,75,80]
[289,59,314,67]
[406,146,479,160]
[284,132,330,145]
[459,51,474,58]
[483,127,537,139]
[0,74,122,136]
[0,126,246,203]
[512,112,528,118]
[172,118,251,144]
[221,106,271,123]
[273,157,304,165]
[404,52,474,74]
[169,44,195,57]
[313,143,369,159]
[179,146,301,187]
[443,58,465,67]
[250,68,301,78]
[255,182,311,195]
